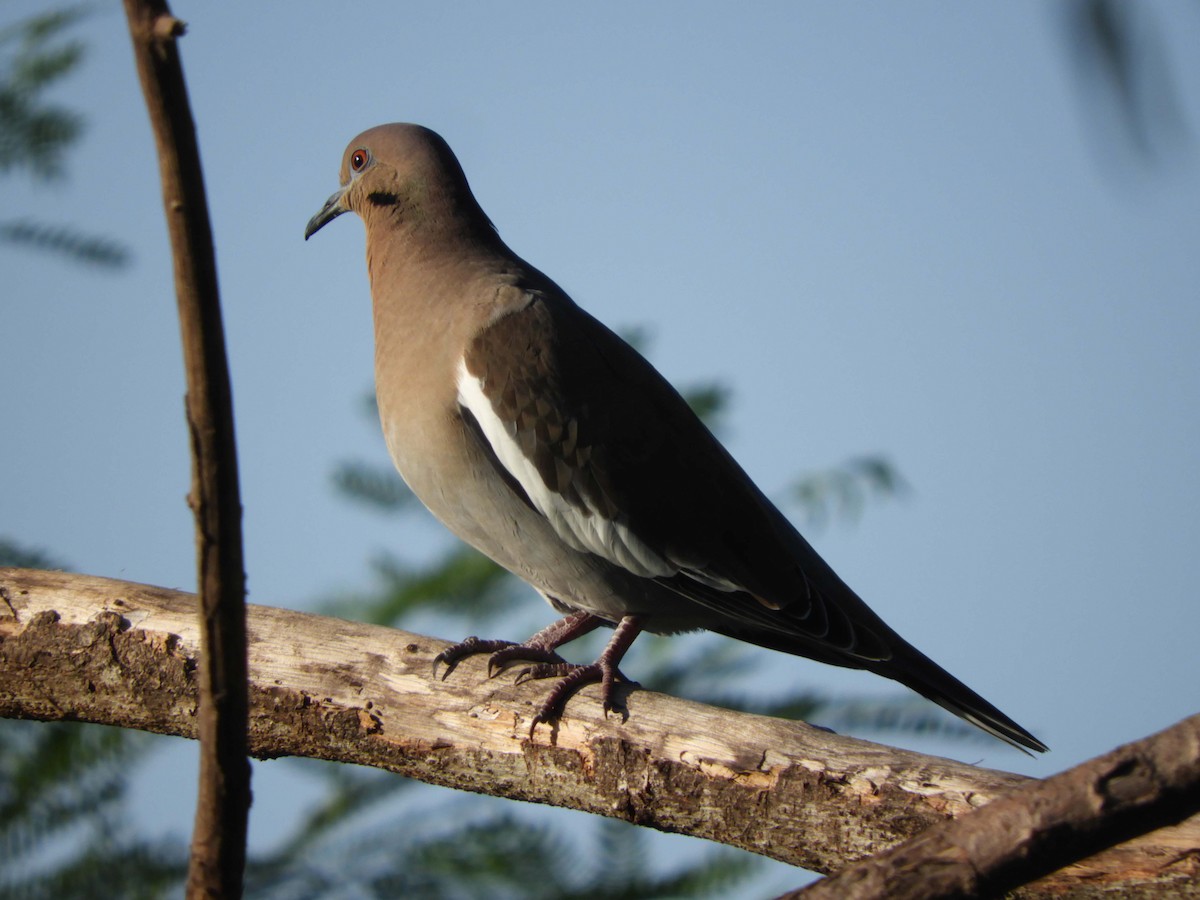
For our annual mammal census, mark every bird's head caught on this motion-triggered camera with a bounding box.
[305,123,491,242]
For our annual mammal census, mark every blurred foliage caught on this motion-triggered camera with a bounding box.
[1061,0,1191,166]
[0,5,128,268]
[0,720,187,900]
[0,6,86,181]
[245,800,753,900]
[0,537,65,569]
[330,458,415,513]
[0,219,129,266]
[348,543,525,625]
[681,381,731,430]
[789,455,907,532]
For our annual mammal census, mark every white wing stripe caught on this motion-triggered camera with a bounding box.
[456,358,674,578]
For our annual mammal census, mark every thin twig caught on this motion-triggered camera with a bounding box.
[121,4,249,897]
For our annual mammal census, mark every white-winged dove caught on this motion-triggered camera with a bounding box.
[306,123,1046,754]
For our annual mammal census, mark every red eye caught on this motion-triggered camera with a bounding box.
[350,148,370,172]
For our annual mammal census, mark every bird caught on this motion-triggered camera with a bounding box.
[305,123,1047,754]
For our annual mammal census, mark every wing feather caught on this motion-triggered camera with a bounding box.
[457,287,892,662]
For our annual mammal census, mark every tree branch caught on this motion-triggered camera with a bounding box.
[785,714,1200,899]
[121,3,249,897]
[3,569,1197,895]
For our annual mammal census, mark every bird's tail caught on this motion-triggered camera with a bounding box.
[717,620,1048,753]
[672,572,1048,753]
[879,640,1048,755]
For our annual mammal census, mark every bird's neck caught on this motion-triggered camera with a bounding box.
[365,223,520,435]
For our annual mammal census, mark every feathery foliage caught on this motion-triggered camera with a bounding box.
[0,720,187,900]
[0,6,87,181]
[0,5,129,268]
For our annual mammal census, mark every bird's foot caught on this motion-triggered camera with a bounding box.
[433,611,602,681]
[432,636,571,680]
[524,615,645,735]
[432,636,517,679]
[527,660,634,735]
[434,614,644,739]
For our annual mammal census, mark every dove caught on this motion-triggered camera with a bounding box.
[306,123,1046,753]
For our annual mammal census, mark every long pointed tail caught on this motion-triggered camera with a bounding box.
[881,641,1048,754]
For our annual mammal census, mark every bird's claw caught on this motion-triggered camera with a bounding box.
[526,662,634,737]
[432,637,570,682]
[431,636,515,680]
[487,645,569,677]
[433,622,640,740]
[513,661,579,685]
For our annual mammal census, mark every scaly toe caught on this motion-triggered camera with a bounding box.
[486,644,569,677]
[513,661,580,685]
[432,636,516,680]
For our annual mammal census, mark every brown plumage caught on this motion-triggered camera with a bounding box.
[306,123,1046,753]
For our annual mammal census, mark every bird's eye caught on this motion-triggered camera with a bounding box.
[350,148,370,172]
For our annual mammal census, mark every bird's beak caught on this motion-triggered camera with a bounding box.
[305,185,350,239]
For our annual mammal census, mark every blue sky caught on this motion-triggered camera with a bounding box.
[4,1,1199,892]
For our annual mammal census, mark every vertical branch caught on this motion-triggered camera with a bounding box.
[122,2,249,897]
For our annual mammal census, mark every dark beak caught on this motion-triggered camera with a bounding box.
[305,186,349,239]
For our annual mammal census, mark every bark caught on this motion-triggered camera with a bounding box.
[1,568,1197,897]
[121,3,249,897]
[785,714,1200,899]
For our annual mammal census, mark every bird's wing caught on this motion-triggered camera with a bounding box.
[456,288,892,662]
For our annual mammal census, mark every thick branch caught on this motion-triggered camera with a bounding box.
[787,714,1200,899]
[2,569,1197,897]
[122,3,249,897]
